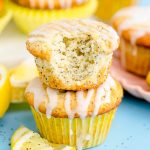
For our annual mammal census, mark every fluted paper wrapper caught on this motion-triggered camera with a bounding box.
[31,107,117,149]
[8,0,97,34]
[121,38,150,77]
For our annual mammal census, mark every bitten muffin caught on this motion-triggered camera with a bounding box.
[25,75,123,149]
[8,0,97,33]
[13,0,88,9]
[26,19,119,91]
[112,7,150,76]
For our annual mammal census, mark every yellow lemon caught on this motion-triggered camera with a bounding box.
[11,126,76,150]
[10,59,38,103]
[0,65,10,118]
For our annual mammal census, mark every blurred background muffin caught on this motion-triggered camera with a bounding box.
[8,0,97,33]
[95,0,138,22]
[13,0,88,9]
[112,6,150,77]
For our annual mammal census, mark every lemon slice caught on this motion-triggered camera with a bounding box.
[11,126,76,150]
[0,65,10,117]
[10,59,38,103]
[146,71,150,86]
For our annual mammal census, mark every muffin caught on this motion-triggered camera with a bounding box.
[0,0,12,33]
[95,0,137,22]
[8,0,97,33]
[25,75,123,149]
[10,59,38,103]
[14,0,88,9]
[112,7,150,76]
[26,19,119,91]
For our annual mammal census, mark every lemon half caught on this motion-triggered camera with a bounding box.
[0,65,10,117]
[10,59,38,103]
[11,126,76,150]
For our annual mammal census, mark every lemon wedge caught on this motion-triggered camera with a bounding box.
[10,59,38,103]
[11,126,76,150]
[146,71,150,86]
[0,65,10,117]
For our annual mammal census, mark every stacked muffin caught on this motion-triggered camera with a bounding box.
[25,19,123,150]
[8,0,97,33]
[112,7,150,77]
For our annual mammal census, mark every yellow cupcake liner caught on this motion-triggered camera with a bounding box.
[120,38,150,77]
[10,86,26,103]
[95,0,137,21]
[8,0,97,34]
[0,10,12,33]
[31,107,117,149]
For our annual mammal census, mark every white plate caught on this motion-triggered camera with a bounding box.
[111,57,150,102]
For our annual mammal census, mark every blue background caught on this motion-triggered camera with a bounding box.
[0,0,150,149]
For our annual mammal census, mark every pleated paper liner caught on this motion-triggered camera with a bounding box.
[8,0,97,34]
[120,38,150,77]
[0,10,12,34]
[31,107,117,149]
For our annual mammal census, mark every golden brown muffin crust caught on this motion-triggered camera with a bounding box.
[26,19,119,60]
[14,0,88,9]
[25,77,123,118]
[112,6,150,48]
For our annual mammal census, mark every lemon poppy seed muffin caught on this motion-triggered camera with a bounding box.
[112,7,150,76]
[26,19,119,90]
[13,0,88,9]
[25,75,123,149]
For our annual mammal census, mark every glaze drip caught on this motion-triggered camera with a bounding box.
[113,7,150,45]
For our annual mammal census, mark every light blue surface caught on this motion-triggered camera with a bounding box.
[0,93,150,150]
[0,0,150,149]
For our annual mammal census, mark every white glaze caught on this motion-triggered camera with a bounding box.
[28,0,85,9]
[76,89,94,119]
[26,75,116,150]
[27,75,115,118]
[85,134,91,141]
[29,19,119,53]
[29,0,36,8]
[47,0,54,9]
[46,88,58,118]
[25,78,47,112]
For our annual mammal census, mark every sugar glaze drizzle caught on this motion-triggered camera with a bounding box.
[28,0,86,9]
[26,75,115,150]
[113,7,150,45]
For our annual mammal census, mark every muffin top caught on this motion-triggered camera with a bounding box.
[25,75,123,118]
[13,0,88,9]
[26,19,119,60]
[112,6,150,47]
